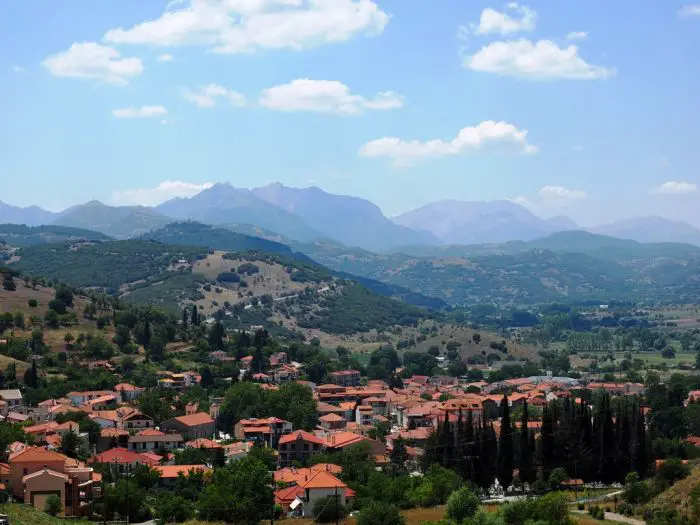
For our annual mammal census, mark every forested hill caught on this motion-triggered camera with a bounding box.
[141,221,295,256]
[10,240,207,291]
[0,224,112,247]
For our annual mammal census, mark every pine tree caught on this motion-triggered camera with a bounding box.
[519,400,534,483]
[390,437,408,474]
[497,395,514,489]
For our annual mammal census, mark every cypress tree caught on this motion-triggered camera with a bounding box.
[498,395,514,489]
[540,404,555,477]
[191,304,199,326]
[632,406,649,478]
[182,307,188,329]
[519,400,534,483]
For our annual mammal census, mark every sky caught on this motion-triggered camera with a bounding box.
[1,0,699,227]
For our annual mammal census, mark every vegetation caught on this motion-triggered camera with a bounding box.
[12,240,206,291]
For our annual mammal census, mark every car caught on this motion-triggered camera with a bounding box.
[0,514,9,525]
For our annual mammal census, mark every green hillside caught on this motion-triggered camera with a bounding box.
[0,223,112,246]
[142,221,295,256]
[11,240,207,291]
[54,201,172,238]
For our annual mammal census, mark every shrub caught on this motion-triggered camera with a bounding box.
[445,487,480,523]
[28,299,38,308]
[238,262,260,276]
[313,495,347,523]
[217,271,241,283]
[45,494,62,516]
[357,501,405,525]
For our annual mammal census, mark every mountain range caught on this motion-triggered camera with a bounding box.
[3,183,700,249]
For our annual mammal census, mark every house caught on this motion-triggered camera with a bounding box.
[98,428,129,452]
[114,383,145,402]
[319,413,346,431]
[66,390,116,407]
[154,465,210,488]
[156,371,201,389]
[161,412,215,440]
[325,432,387,456]
[234,417,293,448]
[329,370,361,388]
[355,405,373,426]
[0,389,23,412]
[278,431,326,466]
[286,469,350,518]
[128,430,184,452]
[223,441,253,463]
[273,365,299,383]
[90,448,161,472]
[88,407,154,431]
[8,446,100,517]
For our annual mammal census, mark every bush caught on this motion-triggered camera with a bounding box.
[589,506,605,520]
[238,262,260,276]
[357,502,405,525]
[446,487,480,523]
[45,494,62,516]
[313,495,347,523]
[217,271,241,283]
[618,502,633,517]
[28,299,38,308]
[577,503,585,511]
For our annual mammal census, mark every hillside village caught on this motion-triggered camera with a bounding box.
[1,266,700,525]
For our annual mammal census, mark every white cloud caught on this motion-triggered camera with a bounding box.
[112,106,168,119]
[11,65,25,72]
[474,3,536,35]
[359,120,538,166]
[508,195,536,209]
[679,5,700,16]
[538,185,587,200]
[259,79,403,114]
[42,42,144,85]
[183,83,247,107]
[109,180,214,206]
[157,53,175,62]
[651,181,698,195]
[464,39,615,80]
[566,31,588,40]
[103,0,390,54]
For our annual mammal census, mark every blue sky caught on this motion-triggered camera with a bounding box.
[1,0,699,227]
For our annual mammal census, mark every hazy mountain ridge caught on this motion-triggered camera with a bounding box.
[0,201,59,226]
[155,183,325,242]
[252,182,442,251]
[588,216,700,246]
[392,199,580,245]
[53,201,173,239]
[3,184,700,249]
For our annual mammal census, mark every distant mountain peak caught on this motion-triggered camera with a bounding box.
[393,200,576,245]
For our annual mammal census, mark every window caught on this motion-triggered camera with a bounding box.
[23,468,28,475]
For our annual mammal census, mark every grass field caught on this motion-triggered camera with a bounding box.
[0,504,98,524]
[184,506,446,525]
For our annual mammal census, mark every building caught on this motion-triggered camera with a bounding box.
[161,412,215,440]
[114,383,145,403]
[128,430,184,452]
[90,448,161,472]
[154,465,210,488]
[277,431,326,466]
[329,370,361,388]
[8,446,100,517]
[234,417,293,448]
[275,469,350,518]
